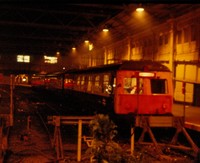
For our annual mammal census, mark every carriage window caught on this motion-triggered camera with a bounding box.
[77,76,80,85]
[64,78,74,89]
[80,76,85,90]
[74,75,81,90]
[151,79,166,94]
[103,74,111,94]
[87,75,92,92]
[94,75,101,93]
[95,75,100,87]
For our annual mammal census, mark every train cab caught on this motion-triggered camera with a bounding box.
[114,61,173,115]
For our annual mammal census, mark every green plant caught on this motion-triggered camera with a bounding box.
[86,114,137,163]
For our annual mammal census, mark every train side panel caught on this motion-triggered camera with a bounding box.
[117,94,172,114]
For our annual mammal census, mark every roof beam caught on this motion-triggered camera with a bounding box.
[0,5,112,17]
[0,21,93,31]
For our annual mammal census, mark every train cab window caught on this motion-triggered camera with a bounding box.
[151,79,167,94]
[124,77,143,94]
[124,77,136,94]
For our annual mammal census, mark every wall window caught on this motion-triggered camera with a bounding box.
[17,55,30,63]
[191,24,197,41]
[184,27,189,43]
[159,35,163,46]
[44,55,57,64]
[164,34,169,44]
[177,30,182,44]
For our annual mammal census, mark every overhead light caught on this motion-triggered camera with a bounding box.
[102,24,110,32]
[136,4,144,12]
[103,28,109,32]
[84,40,89,43]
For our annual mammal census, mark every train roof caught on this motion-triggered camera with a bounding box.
[64,60,170,74]
[119,60,170,71]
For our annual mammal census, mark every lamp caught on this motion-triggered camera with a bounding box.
[84,39,89,43]
[102,24,109,32]
[136,4,144,12]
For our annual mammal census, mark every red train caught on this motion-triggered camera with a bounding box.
[31,60,173,115]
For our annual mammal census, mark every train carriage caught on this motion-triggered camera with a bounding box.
[30,60,173,116]
[62,60,173,115]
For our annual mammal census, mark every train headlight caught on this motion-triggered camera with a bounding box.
[162,103,167,111]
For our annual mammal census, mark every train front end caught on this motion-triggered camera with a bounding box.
[114,62,173,115]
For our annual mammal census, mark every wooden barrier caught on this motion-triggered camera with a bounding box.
[135,115,199,158]
[48,116,94,162]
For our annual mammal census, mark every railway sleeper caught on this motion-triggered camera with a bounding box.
[135,115,199,160]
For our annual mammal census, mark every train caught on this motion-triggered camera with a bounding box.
[30,61,200,157]
[30,60,173,117]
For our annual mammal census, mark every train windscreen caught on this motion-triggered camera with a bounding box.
[150,79,167,94]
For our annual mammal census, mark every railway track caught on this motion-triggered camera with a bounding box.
[3,86,199,162]
[4,87,56,163]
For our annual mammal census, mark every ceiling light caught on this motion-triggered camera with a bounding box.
[102,24,110,32]
[103,28,109,32]
[136,4,144,12]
